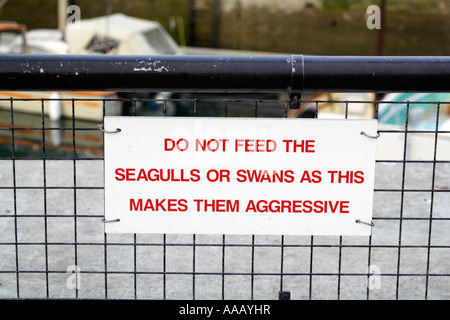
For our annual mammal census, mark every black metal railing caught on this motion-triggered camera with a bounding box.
[0,55,449,93]
[0,55,449,300]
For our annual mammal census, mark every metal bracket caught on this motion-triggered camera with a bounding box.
[360,131,380,139]
[356,219,375,227]
[98,123,121,133]
[102,218,120,223]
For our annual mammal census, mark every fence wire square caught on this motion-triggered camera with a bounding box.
[0,94,449,300]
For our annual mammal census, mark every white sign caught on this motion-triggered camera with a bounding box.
[104,117,378,236]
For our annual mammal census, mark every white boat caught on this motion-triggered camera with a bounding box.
[64,13,183,56]
[0,14,184,121]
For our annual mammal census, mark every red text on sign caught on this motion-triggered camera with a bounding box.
[195,139,229,152]
[282,139,315,153]
[164,138,189,151]
[193,199,239,212]
[130,198,188,212]
[328,171,364,183]
[245,200,350,213]
[234,139,277,152]
[115,168,200,182]
[236,169,295,183]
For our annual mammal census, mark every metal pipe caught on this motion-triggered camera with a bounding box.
[0,54,449,93]
[301,55,450,93]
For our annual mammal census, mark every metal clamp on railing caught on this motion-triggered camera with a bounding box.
[289,94,301,109]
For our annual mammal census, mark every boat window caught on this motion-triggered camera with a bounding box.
[143,28,176,55]
[0,30,26,54]
[86,35,119,54]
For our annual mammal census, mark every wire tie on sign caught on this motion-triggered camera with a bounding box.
[360,131,380,139]
[102,218,120,223]
[98,123,121,133]
[355,219,375,227]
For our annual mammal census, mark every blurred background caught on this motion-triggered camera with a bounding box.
[0,0,449,158]
[0,0,448,56]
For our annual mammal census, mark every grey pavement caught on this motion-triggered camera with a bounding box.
[0,160,449,299]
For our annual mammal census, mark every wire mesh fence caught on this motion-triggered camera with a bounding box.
[0,92,448,300]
